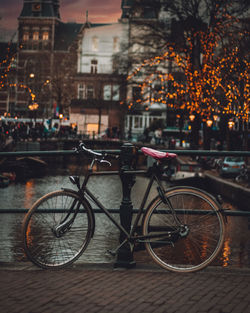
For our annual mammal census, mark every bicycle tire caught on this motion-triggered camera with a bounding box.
[22,190,94,269]
[143,187,225,273]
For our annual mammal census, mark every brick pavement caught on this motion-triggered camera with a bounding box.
[0,263,250,313]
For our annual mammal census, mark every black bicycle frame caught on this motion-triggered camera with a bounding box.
[76,161,181,242]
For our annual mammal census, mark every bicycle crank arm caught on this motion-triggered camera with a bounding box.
[107,239,129,256]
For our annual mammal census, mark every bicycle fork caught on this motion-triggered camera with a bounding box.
[52,198,81,238]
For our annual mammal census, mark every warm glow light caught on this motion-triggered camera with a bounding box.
[126,10,249,121]
[189,114,195,122]
[213,115,219,121]
[222,239,231,268]
[28,103,39,111]
[228,119,235,129]
[206,119,213,127]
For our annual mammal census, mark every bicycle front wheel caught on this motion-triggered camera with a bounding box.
[23,190,94,269]
[143,187,225,273]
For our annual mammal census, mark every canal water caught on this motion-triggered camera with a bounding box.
[0,165,250,269]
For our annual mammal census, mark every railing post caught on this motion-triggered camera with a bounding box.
[114,142,137,269]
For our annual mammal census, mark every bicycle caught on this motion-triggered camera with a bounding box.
[22,143,226,273]
[235,166,249,184]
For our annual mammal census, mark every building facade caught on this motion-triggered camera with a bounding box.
[0,0,81,119]
[0,0,177,138]
[70,22,129,137]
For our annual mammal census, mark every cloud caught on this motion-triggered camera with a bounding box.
[60,0,121,23]
[0,0,22,30]
[0,0,122,32]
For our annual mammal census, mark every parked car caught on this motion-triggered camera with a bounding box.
[219,157,246,177]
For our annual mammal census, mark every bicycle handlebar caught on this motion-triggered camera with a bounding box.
[76,142,119,161]
[77,142,102,157]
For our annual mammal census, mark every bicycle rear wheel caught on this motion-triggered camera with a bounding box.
[23,190,94,269]
[143,187,225,273]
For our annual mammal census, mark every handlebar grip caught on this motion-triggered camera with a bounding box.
[78,143,102,157]
[76,143,119,161]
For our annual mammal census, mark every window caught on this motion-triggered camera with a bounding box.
[113,37,119,52]
[134,117,139,128]
[91,60,98,74]
[23,32,29,41]
[78,83,85,99]
[103,84,120,101]
[112,85,120,100]
[86,85,94,99]
[78,84,94,99]
[132,86,141,101]
[92,36,99,51]
[133,116,143,129]
[33,31,39,41]
[42,31,49,41]
[103,85,111,100]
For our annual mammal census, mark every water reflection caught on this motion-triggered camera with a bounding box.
[0,173,249,269]
[24,180,35,209]
[221,239,231,267]
[218,205,250,268]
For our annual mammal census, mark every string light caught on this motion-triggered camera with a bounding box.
[126,7,249,122]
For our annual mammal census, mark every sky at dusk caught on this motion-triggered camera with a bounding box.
[0,0,122,39]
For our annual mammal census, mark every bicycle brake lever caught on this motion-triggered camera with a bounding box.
[100,159,111,166]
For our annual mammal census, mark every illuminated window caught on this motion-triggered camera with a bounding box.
[23,32,29,41]
[91,60,98,74]
[42,32,49,40]
[33,31,39,41]
[92,37,99,51]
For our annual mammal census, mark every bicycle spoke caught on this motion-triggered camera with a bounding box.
[143,188,225,273]
[23,190,93,269]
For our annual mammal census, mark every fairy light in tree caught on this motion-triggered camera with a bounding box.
[126,9,249,121]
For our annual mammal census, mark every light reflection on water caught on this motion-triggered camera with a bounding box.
[221,239,231,268]
[0,173,250,269]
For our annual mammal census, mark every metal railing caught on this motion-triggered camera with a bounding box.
[1,148,250,158]
[1,208,250,217]
[1,144,250,217]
